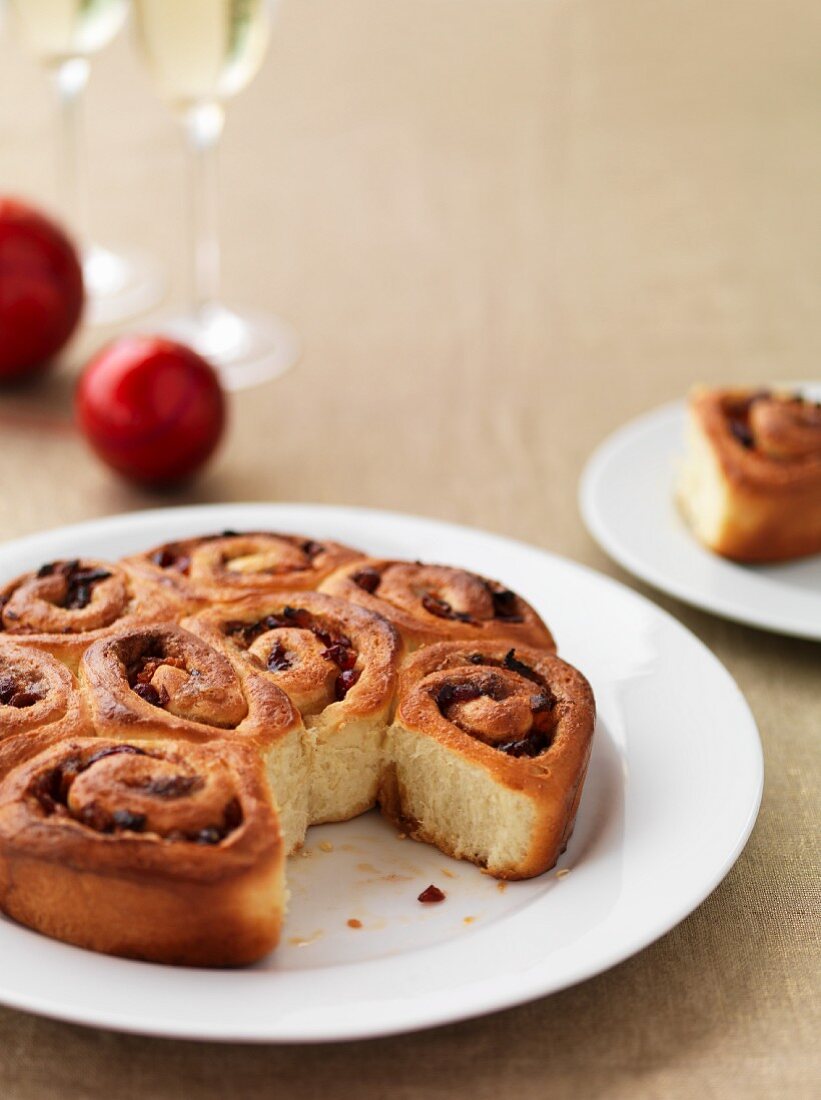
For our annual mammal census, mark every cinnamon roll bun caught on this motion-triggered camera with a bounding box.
[80,624,308,853]
[0,738,284,965]
[678,387,821,561]
[0,558,181,670]
[380,642,595,879]
[184,593,402,824]
[320,560,555,652]
[124,531,365,606]
[0,641,90,774]
[0,527,600,965]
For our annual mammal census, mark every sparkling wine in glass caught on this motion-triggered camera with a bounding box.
[134,0,299,390]
[11,0,164,325]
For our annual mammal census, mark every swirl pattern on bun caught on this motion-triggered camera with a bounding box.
[184,593,402,824]
[679,387,821,561]
[124,531,365,606]
[0,558,182,670]
[80,624,308,853]
[321,559,555,651]
[0,640,90,773]
[380,642,595,879]
[0,738,283,965]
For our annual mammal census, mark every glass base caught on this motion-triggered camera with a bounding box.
[151,302,300,391]
[83,244,165,326]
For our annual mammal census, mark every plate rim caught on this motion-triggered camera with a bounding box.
[579,399,821,641]
[0,502,764,1042]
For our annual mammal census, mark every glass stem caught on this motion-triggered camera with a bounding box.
[51,58,91,251]
[183,102,225,316]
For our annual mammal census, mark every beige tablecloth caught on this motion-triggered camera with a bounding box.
[0,2,818,1096]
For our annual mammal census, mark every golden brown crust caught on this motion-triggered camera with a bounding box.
[79,623,302,753]
[183,592,402,721]
[123,531,365,606]
[382,641,595,878]
[748,396,821,461]
[0,641,91,775]
[0,738,284,965]
[320,559,555,651]
[0,530,596,964]
[683,387,821,562]
[0,558,183,671]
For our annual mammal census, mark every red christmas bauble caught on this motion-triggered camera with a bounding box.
[76,336,226,485]
[0,197,84,381]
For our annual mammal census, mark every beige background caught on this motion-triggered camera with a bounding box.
[0,1,819,1096]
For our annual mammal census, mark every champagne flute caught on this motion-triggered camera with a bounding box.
[133,0,299,390]
[10,0,164,324]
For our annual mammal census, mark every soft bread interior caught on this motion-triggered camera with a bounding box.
[382,723,535,876]
[677,412,732,549]
[304,713,386,824]
[262,728,310,855]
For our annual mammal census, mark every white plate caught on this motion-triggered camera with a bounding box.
[580,388,821,641]
[0,504,762,1043]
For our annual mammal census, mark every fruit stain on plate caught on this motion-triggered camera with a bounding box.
[279,805,561,965]
[358,872,415,885]
[355,861,420,885]
[288,930,324,948]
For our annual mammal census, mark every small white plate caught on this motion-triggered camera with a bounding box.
[0,504,763,1042]
[580,388,821,641]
